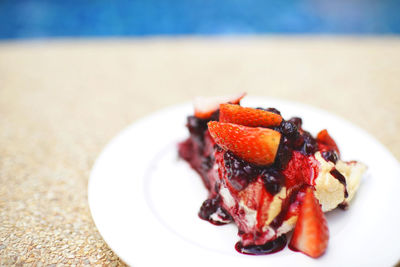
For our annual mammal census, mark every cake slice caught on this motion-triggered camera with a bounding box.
[178,94,366,257]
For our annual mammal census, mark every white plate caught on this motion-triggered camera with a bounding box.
[88,97,400,267]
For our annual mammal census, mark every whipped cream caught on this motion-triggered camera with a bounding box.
[314,152,367,212]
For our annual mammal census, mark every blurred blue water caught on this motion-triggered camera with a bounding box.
[1,0,399,39]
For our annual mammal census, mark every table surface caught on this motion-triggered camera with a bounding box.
[0,37,399,266]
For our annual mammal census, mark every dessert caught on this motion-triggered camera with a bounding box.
[178,94,366,258]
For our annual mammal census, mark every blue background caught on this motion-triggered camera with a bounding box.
[1,0,400,39]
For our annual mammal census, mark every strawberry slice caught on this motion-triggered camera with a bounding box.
[219,104,282,127]
[289,187,329,258]
[282,151,320,188]
[316,129,340,155]
[207,121,281,166]
[237,178,274,230]
[237,178,265,211]
[256,187,274,229]
[194,93,246,119]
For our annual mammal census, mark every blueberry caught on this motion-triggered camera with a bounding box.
[261,169,284,195]
[301,131,317,155]
[274,136,293,170]
[288,117,302,128]
[223,152,259,191]
[280,121,299,139]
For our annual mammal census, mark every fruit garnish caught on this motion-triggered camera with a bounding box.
[282,151,319,188]
[219,103,282,127]
[238,177,265,210]
[238,177,273,229]
[207,121,281,166]
[316,129,340,155]
[194,93,246,119]
[289,187,329,258]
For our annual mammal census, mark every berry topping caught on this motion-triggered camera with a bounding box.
[223,151,259,191]
[282,152,307,188]
[219,104,282,128]
[260,169,285,195]
[274,136,293,170]
[280,121,299,138]
[289,187,329,258]
[186,116,209,146]
[238,178,265,210]
[187,116,209,136]
[199,195,232,225]
[194,93,246,119]
[330,168,348,198]
[207,121,281,166]
[301,131,318,155]
[321,150,339,163]
[317,129,340,155]
[288,117,302,128]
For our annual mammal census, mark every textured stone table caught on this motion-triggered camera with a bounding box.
[0,37,399,266]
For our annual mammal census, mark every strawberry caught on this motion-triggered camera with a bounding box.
[256,188,274,229]
[289,187,329,258]
[237,178,274,229]
[207,121,281,166]
[286,187,307,220]
[316,129,340,155]
[237,178,265,211]
[194,93,246,119]
[282,151,320,188]
[219,103,282,127]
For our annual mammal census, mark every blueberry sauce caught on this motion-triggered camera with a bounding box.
[187,115,208,136]
[274,136,293,170]
[179,109,221,190]
[199,195,232,225]
[201,155,214,172]
[186,116,208,147]
[270,186,304,229]
[338,202,349,210]
[321,150,339,163]
[186,110,220,148]
[260,169,285,195]
[288,117,302,128]
[178,138,193,162]
[330,168,348,198]
[285,117,318,156]
[273,116,317,170]
[280,120,299,139]
[223,151,260,191]
[235,235,287,255]
[300,131,318,155]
